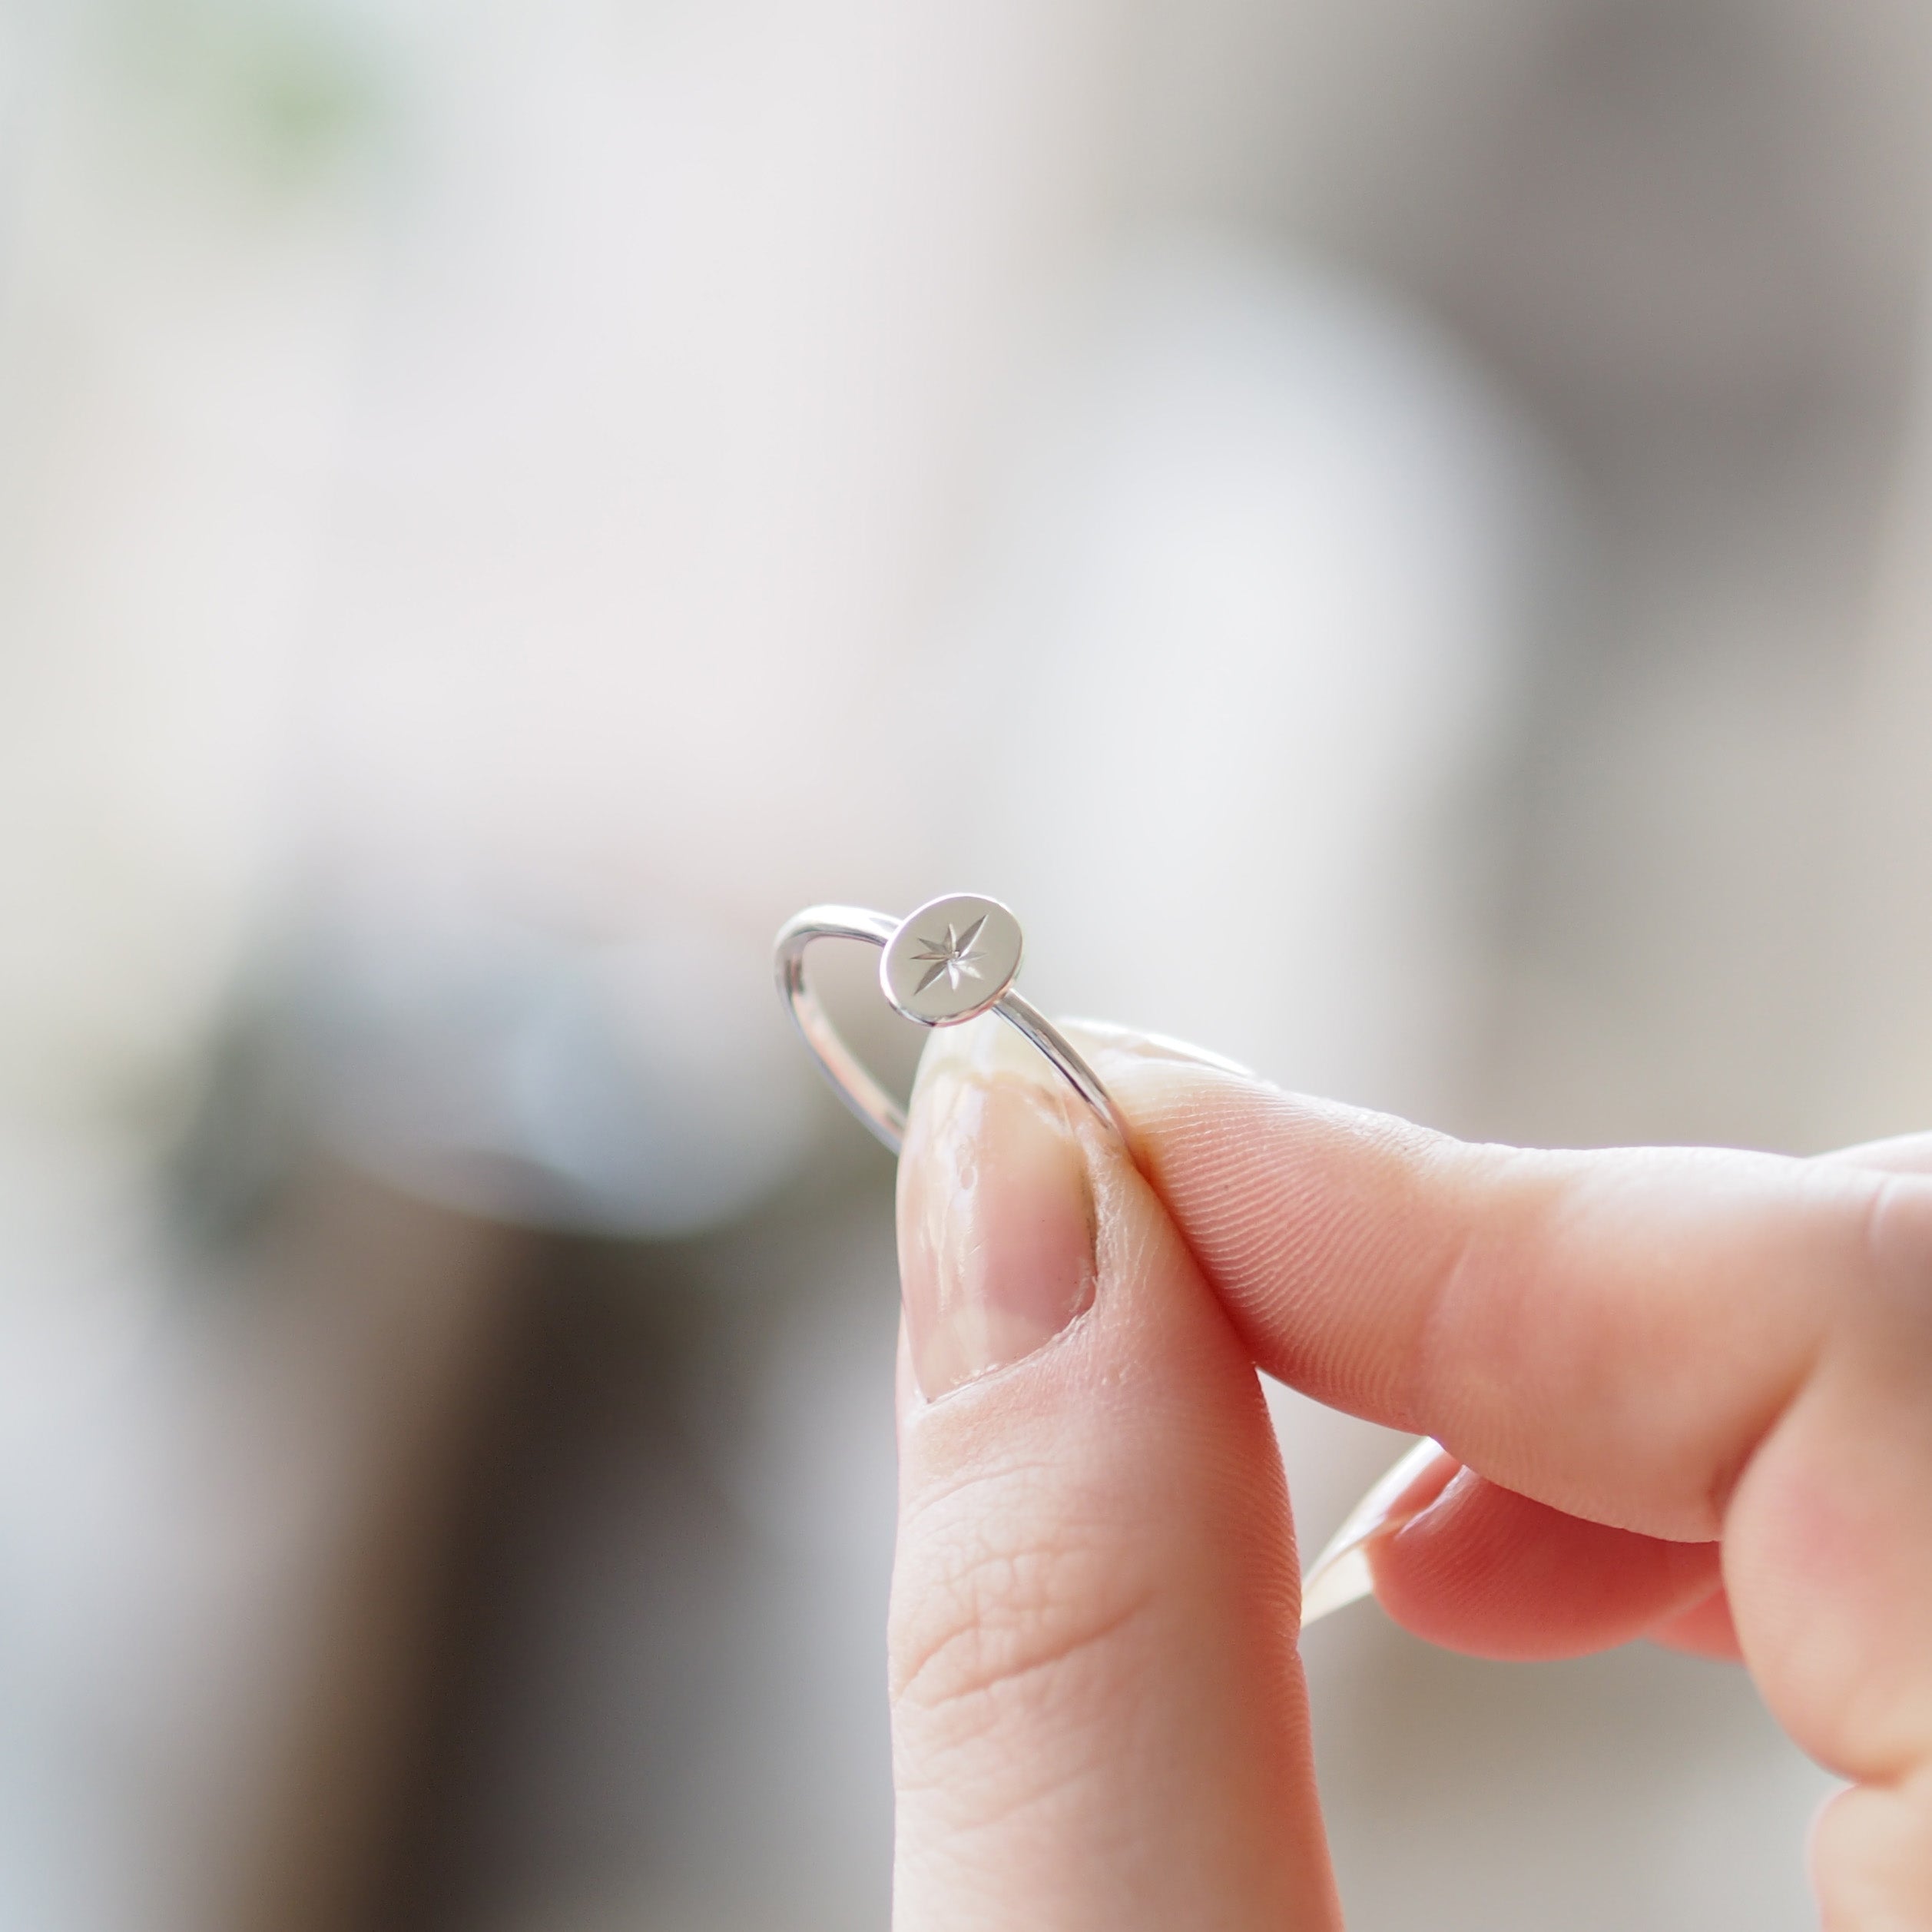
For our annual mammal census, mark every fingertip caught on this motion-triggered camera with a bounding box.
[1058,1016,1264,1082]
[1646,1586,1745,1662]
[1370,1474,1725,1662]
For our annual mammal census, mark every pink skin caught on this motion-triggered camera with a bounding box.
[897,1070,1095,1400]
[886,1017,1932,1929]
[1373,1466,1725,1659]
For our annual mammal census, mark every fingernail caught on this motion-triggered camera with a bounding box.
[1299,1439,1459,1630]
[896,1015,1098,1401]
[1058,1017,1259,1080]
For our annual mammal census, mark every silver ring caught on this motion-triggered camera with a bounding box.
[774,893,1129,1155]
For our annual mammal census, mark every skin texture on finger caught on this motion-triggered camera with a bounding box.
[890,1017,1339,1931]
[1066,1028,1932,1927]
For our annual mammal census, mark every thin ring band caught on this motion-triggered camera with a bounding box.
[774,896,1130,1156]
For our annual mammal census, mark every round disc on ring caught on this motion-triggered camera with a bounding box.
[880,893,1023,1026]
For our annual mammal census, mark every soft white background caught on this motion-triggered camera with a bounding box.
[4,0,1931,1925]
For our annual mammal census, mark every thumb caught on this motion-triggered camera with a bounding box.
[888,1015,1339,1930]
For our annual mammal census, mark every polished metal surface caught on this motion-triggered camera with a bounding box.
[775,896,1128,1155]
[880,893,1022,1024]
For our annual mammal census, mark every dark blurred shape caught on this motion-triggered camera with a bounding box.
[181,903,820,1244]
[348,1188,898,1932]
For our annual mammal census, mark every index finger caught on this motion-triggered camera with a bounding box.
[1068,1027,1932,1809]
[1077,1028,1887,1543]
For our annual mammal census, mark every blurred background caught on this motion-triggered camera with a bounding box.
[5,0,1932,1926]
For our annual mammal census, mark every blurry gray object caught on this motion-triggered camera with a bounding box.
[946,237,1559,1121]
[936,227,1559,1556]
[260,900,818,1239]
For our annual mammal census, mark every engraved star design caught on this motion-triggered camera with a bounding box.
[911,916,989,997]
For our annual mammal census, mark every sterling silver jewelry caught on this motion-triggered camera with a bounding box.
[774,893,1129,1155]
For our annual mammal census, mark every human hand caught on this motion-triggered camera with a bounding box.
[887,1017,1932,1928]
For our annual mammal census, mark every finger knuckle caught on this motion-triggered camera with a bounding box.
[890,1473,1152,1761]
